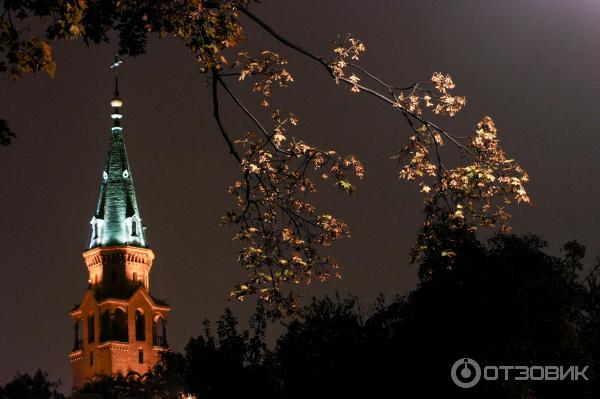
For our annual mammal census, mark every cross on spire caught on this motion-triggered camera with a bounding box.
[110,55,123,97]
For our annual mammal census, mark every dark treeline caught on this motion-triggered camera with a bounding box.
[3,229,600,398]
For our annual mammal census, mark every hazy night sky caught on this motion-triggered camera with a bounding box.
[2,0,600,389]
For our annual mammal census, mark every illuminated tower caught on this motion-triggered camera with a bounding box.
[68,67,171,389]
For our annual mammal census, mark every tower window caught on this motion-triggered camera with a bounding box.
[73,319,82,351]
[100,311,110,342]
[90,351,94,366]
[135,310,145,341]
[133,272,138,282]
[138,349,144,364]
[111,269,116,283]
[153,316,168,347]
[87,314,95,344]
[132,220,138,236]
[112,308,128,342]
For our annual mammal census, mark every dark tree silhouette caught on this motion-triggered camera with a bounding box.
[0,119,15,146]
[179,306,281,398]
[0,370,64,399]
[76,372,153,399]
[275,295,366,398]
[267,232,597,397]
[145,351,187,399]
[369,233,592,397]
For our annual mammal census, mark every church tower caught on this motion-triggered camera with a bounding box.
[68,70,171,389]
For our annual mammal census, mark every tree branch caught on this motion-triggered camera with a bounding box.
[211,68,242,163]
[238,4,473,158]
[238,5,330,71]
[215,73,292,155]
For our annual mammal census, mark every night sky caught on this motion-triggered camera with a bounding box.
[2,0,600,389]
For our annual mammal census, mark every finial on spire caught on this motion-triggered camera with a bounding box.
[110,55,123,105]
[110,55,124,128]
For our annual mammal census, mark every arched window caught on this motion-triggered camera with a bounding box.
[100,310,110,342]
[73,318,82,351]
[132,219,138,236]
[135,310,145,341]
[87,313,95,344]
[152,316,168,347]
[112,308,128,342]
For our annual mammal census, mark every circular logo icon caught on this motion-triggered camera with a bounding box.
[451,358,481,388]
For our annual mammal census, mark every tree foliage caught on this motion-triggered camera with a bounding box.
[1,0,530,313]
[0,369,64,399]
[0,118,15,146]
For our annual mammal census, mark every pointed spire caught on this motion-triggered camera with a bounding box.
[89,57,147,249]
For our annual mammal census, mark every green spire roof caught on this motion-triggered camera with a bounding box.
[88,88,147,249]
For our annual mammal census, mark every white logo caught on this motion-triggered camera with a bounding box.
[451,358,589,388]
[451,358,481,388]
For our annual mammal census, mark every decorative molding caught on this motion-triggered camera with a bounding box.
[97,342,131,352]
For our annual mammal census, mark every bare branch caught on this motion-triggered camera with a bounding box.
[211,68,242,163]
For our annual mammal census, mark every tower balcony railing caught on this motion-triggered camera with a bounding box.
[100,334,129,343]
[153,335,168,348]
